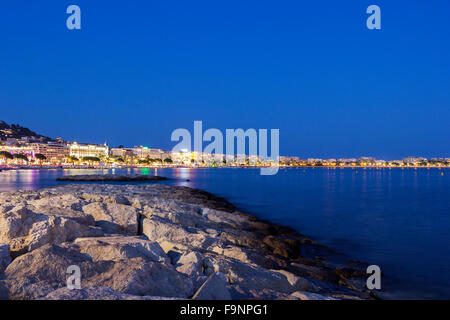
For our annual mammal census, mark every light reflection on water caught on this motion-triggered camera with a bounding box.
[0,167,449,299]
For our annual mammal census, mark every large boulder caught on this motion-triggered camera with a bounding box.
[270,269,313,292]
[201,208,249,228]
[175,251,204,278]
[84,257,194,298]
[203,254,294,298]
[0,205,102,253]
[72,236,170,264]
[192,272,231,300]
[142,216,193,243]
[28,193,87,212]
[26,216,103,252]
[3,243,193,299]
[175,251,208,289]
[3,244,95,299]
[263,235,301,259]
[82,202,138,235]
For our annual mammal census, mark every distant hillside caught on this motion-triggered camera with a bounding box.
[0,120,53,142]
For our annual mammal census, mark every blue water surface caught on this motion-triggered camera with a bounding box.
[0,167,449,299]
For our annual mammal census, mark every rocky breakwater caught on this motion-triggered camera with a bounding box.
[0,184,371,300]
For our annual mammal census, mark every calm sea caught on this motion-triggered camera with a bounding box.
[0,167,449,299]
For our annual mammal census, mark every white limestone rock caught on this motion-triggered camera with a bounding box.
[72,236,170,264]
[192,272,232,300]
[82,202,138,235]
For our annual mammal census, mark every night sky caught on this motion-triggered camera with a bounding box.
[0,1,449,159]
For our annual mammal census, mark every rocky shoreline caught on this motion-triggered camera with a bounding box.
[0,184,372,300]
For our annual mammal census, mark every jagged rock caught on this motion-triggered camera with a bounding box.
[193,272,231,300]
[72,236,169,264]
[176,251,204,278]
[208,244,269,266]
[3,244,94,299]
[219,228,263,248]
[26,216,102,252]
[201,207,249,228]
[41,286,183,300]
[175,251,208,289]
[83,257,194,297]
[270,269,313,292]
[28,193,86,212]
[203,255,294,298]
[142,216,192,242]
[0,205,102,253]
[82,202,138,235]
[3,243,194,299]
[0,243,11,272]
[263,235,301,259]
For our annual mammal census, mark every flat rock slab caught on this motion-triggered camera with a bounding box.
[56,174,168,182]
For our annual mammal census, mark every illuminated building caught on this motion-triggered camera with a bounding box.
[0,145,35,161]
[31,142,70,164]
[110,147,133,159]
[69,142,109,159]
[132,146,165,160]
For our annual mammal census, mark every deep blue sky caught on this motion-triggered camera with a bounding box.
[0,1,449,159]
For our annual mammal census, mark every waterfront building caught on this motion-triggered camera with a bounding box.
[323,159,337,166]
[5,138,20,146]
[248,155,259,165]
[202,153,224,164]
[132,146,165,160]
[169,150,191,164]
[30,142,70,164]
[280,156,301,163]
[69,142,109,159]
[403,157,427,165]
[358,157,376,165]
[110,147,134,159]
[338,158,357,166]
[0,145,36,161]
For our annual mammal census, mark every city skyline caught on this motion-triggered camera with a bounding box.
[1,119,448,163]
[1,1,449,159]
